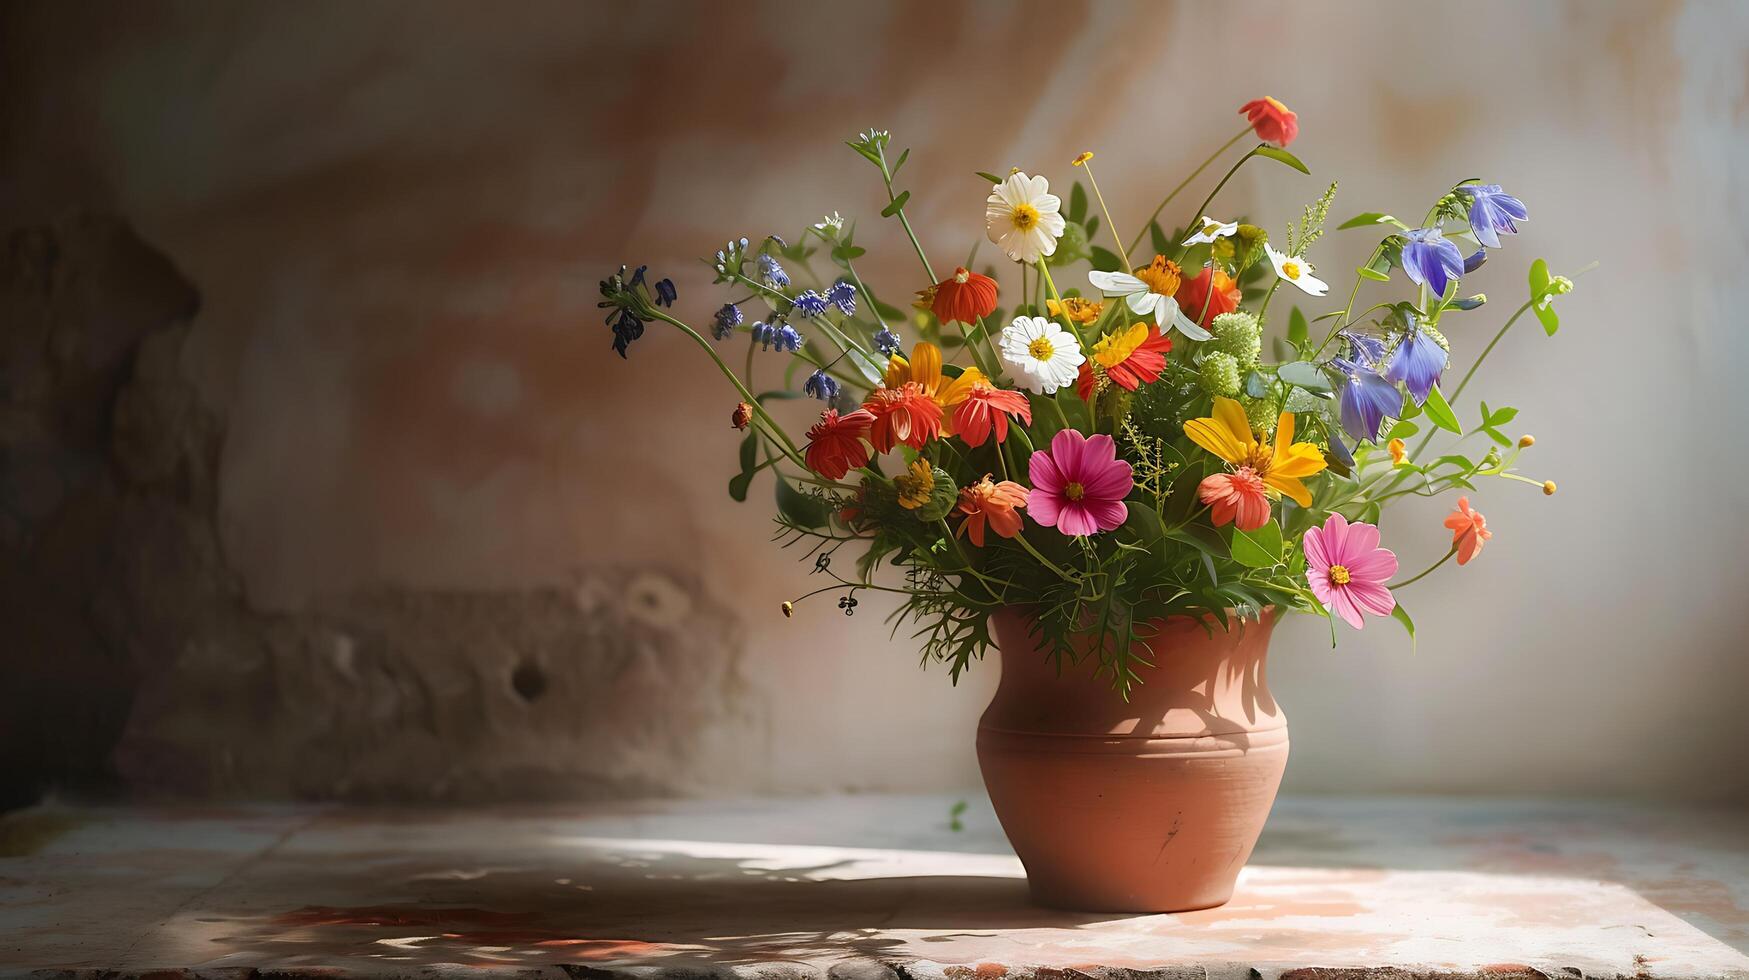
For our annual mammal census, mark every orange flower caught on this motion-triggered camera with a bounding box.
[1076,322,1172,400]
[1443,496,1493,565]
[1240,96,1299,147]
[862,382,943,454]
[1175,266,1239,329]
[803,408,875,480]
[1046,296,1104,324]
[1388,438,1407,465]
[952,380,1033,447]
[731,401,753,431]
[1133,254,1183,299]
[1198,468,1271,531]
[955,474,1028,547]
[931,267,999,326]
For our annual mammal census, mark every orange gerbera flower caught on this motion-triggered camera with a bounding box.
[931,267,999,326]
[862,383,942,454]
[1443,496,1493,565]
[1176,265,1239,329]
[955,474,1028,547]
[1046,295,1104,325]
[1197,468,1272,531]
[952,380,1033,448]
[804,408,874,480]
[1076,322,1172,400]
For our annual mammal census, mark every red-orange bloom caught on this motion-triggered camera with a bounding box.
[952,381,1033,448]
[931,267,999,325]
[1075,322,1172,401]
[1176,265,1240,329]
[1240,96,1299,147]
[862,382,943,454]
[955,475,1028,547]
[1443,496,1493,565]
[1198,468,1271,531]
[803,408,874,481]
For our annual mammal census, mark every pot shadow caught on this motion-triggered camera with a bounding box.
[195,845,1126,969]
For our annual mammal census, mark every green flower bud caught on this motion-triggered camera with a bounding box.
[1234,224,1268,272]
[1199,351,1242,398]
[1210,311,1262,367]
[1242,395,1278,433]
[1550,275,1574,295]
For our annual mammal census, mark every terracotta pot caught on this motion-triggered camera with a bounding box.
[977,606,1287,912]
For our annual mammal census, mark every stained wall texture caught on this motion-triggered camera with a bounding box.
[2,0,1746,802]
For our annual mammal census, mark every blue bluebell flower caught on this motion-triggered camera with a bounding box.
[1384,320,1449,406]
[712,303,743,340]
[873,327,902,356]
[758,254,789,289]
[826,280,857,315]
[1459,184,1528,249]
[751,321,774,349]
[1463,248,1487,274]
[803,368,840,402]
[1333,356,1402,444]
[791,290,828,318]
[1400,228,1465,299]
[608,308,645,359]
[774,323,803,353]
[654,278,676,307]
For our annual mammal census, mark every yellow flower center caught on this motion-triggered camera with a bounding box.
[1011,203,1040,231]
[1134,255,1181,297]
[1092,322,1149,369]
[1329,564,1351,585]
[1064,482,1086,501]
[895,462,936,510]
[1282,261,1302,280]
[1203,220,1222,236]
[1027,336,1056,362]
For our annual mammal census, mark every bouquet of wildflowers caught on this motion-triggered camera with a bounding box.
[601,96,1576,694]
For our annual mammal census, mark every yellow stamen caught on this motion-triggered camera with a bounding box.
[1064,482,1086,501]
[1027,336,1056,361]
[1011,203,1039,231]
[1282,260,1302,280]
[1072,151,1094,167]
[1133,255,1182,298]
[1329,564,1351,585]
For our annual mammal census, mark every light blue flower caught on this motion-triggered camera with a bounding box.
[1459,184,1528,249]
[826,280,857,315]
[873,327,902,356]
[1400,228,1465,299]
[1384,320,1448,406]
[712,303,743,340]
[792,290,828,318]
[803,369,840,402]
[758,253,790,289]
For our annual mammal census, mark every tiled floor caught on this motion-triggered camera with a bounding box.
[1,795,1745,978]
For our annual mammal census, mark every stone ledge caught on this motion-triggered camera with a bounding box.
[0,796,1744,979]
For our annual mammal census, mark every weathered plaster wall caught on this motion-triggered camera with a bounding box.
[2,0,1746,801]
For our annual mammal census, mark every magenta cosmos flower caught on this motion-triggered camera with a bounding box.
[1027,429,1133,536]
[1303,513,1398,630]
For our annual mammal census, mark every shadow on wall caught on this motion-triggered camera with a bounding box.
[0,216,763,806]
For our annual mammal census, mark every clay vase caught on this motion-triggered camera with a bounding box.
[976,606,1287,912]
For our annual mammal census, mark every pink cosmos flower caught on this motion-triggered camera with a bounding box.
[1027,429,1133,537]
[1302,513,1398,630]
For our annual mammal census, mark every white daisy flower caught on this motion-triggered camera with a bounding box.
[1087,265,1212,342]
[999,315,1085,394]
[1181,216,1239,246]
[812,211,845,240]
[1265,243,1330,296]
[985,172,1067,264]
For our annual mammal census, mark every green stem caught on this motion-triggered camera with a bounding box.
[877,144,935,281]
[1173,144,1265,265]
[649,310,806,466]
[1081,161,1130,262]
[1449,299,1534,404]
[1127,127,1252,261]
[1012,529,1080,583]
[1388,546,1455,590]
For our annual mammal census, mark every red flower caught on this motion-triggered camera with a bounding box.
[1198,468,1271,531]
[803,408,874,480]
[1075,322,1172,401]
[1176,265,1239,329]
[862,382,943,454]
[931,267,999,325]
[952,381,1033,448]
[1240,96,1299,147]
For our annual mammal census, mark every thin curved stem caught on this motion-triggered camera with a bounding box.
[1127,127,1252,261]
[1388,546,1455,590]
[648,310,805,465]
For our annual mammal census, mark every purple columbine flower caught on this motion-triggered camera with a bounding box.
[873,327,902,356]
[791,290,828,318]
[1460,184,1528,249]
[803,368,840,402]
[1384,320,1448,406]
[773,323,803,353]
[826,280,857,315]
[1400,228,1465,299]
[712,303,743,340]
[758,253,789,289]
[654,278,677,307]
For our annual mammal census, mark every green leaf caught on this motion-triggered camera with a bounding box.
[1230,521,1285,568]
[1069,182,1088,223]
[1534,301,1560,336]
[1089,245,1124,273]
[1480,426,1512,447]
[1084,215,1099,239]
[1288,306,1308,347]
[1423,385,1462,434]
[1390,603,1416,652]
[1529,257,1551,297]
[1338,212,1400,230]
[909,466,959,522]
[728,432,758,502]
[1166,524,1227,559]
[975,171,1002,185]
[891,147,910,176]
[846,141,882,166]
[880,190,911,218]
[1383,419,1419,441]
[1277,360,1333,393]
[1150,221,1171,257]
[1357,266,1391,282]
[775,477,829,529]
[1254,145,1310,175]
[1245,370,1271,399]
